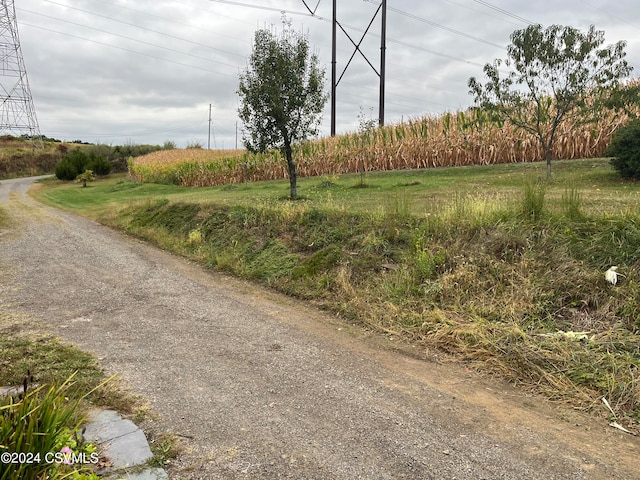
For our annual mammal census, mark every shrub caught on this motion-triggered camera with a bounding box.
[55,149,89,181]
[86,154,112,176]
[54,159,79,181]
[66,149,89,174]
[607,119,640,179]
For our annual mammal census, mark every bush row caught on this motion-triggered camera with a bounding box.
[55,149,111,180]
[54,144,167,181]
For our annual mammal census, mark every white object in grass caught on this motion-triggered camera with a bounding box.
[605,266,619,285]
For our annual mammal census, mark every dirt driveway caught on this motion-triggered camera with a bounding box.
[0,176,638,480]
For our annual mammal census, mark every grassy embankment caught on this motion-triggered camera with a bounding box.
[35,158,640,428]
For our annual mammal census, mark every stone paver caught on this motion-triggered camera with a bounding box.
[83,409,167,479]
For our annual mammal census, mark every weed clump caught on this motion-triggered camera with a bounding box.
[520,179,546,220]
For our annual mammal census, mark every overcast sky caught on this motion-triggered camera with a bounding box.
[12,0,640,148]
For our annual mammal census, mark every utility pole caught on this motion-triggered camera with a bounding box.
[331,0,336,136]
[208,103,212,149]
[330,0,387,135]
[0,0,43,146]
[379,0,387,127]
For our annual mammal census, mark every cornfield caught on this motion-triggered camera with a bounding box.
[130,83,640,187]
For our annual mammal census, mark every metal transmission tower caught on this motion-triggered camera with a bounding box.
[330,0,387,135]
[0,0,43,144]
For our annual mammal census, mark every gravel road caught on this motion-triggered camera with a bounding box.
[1,176,638,480]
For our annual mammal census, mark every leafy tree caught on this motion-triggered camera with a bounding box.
[605,80,640,117]
[468,24,632,179]
[238,20,328,199]
[75,169,95,188]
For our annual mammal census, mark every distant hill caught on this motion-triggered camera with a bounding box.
[0,135,74,179]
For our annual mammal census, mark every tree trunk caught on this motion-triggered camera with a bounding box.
[545,148,552,180]
[284,141,297,199]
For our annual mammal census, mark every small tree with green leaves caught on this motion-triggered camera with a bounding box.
[468,24,632,179]
[238,20,327,199]
[75,170,95,188]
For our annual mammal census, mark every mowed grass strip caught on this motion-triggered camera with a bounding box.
[34,158,640,427]
[39,158,640,215]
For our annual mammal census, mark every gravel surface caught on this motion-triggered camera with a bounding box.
[1,176,638,480]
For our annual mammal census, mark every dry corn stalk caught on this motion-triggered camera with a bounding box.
[129,80,640,187]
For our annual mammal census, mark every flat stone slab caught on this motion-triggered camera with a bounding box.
[103,467,169,480]
[83,410,153,469]
[0,384,39,397]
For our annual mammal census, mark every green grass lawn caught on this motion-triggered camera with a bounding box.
[32,158,640,426]
[36,158,639,217]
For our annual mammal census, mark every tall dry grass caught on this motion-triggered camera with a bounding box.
[130,81,640,186]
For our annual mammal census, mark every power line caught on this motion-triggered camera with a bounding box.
[47,119,208,139]
[44,0,246,59]
[86,0,251,45]
[19,22,238,77]
[576,0,640,31]
[469,0,534,25]
[207,0,320,19]
[441,0,522,27]
[19,8,242,71]
[319,16,486,68]
[42,0,484,73]
[363,0,505,49]
[23,0,548,144]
